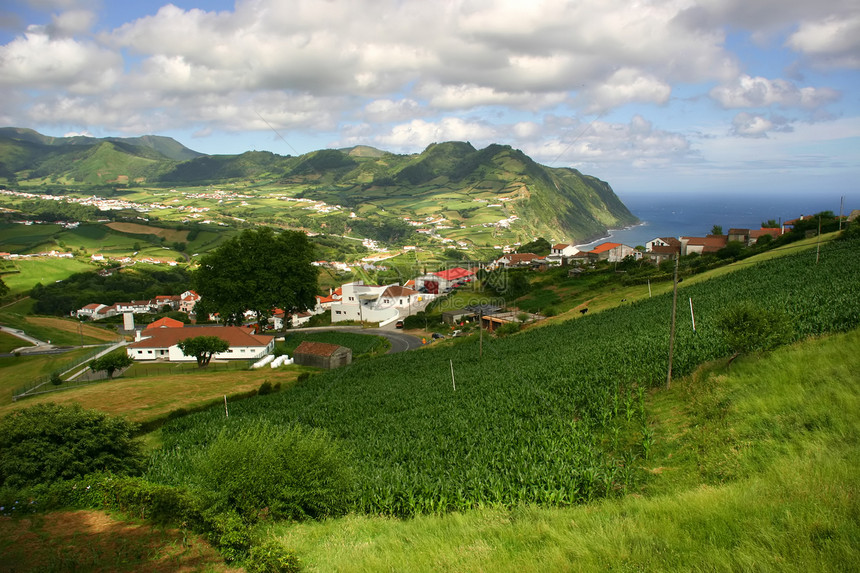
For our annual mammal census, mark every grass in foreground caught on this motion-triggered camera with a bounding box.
[0,510,240,573]
[260,329,859,572]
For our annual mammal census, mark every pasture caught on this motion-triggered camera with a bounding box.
[0,257,95,295]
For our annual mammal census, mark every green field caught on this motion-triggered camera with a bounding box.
[0,257,95,295]
[146,237,860,517]
[271,328,859,571]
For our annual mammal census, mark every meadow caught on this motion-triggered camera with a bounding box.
[147,236,860,517]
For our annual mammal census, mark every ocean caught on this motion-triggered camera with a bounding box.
[576,191,854,250]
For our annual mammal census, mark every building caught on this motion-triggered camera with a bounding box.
[493,252,542,268]
[126,326,274,362]
[145,317,185,329]
[330,281,422,324]
[644,237,681,264]
[178,290,201,314]
[680,235,728,255]
[546,243,580,265]
[589,242,636,262]
[292,341,352,369]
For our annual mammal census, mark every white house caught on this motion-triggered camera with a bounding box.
[126,326,274,362]
[546,243,579,265]
[330,281,412,325]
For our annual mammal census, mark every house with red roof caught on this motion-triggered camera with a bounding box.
[146,317,185,330]
[680,235,728,255]
[127,326,274,362]
[178,290,201,314]
[293,340,352,369]
[589,242,636,262]
[494,252,543,268]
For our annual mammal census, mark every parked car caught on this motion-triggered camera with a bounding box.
[395,320,404,329]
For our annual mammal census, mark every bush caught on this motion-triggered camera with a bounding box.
[247,539,302,573]
[191,421,355,522]
[0,404,145,488]
[716,302,792,364]
[258,380,274,395]
[494,322,522,337]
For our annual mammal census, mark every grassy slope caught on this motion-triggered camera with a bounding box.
[0,257,95,295]
[266,328,859,572]
[0,365,312,421]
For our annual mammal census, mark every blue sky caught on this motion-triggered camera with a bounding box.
[1,0,858,199]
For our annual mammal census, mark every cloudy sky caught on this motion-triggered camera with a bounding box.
[1,0,858,196]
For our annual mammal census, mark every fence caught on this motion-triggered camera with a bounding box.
[11,339,123,401]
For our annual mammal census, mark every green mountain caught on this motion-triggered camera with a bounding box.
[0,128,637,243]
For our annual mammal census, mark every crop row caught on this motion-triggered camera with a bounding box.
[148,239,860,516]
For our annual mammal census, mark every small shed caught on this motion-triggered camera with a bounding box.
[293,341,352,369]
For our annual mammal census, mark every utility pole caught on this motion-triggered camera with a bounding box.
[666,254,679,389]
[816,215,822,264]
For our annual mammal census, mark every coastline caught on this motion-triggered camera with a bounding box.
[575,220,648,250]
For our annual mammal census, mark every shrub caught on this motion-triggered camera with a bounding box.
[191,421,355,522]
[247,539,302,573]
[50,372,63,385]
[205,510,251,563]
[258,380,274,395]
[494,322,522,337]
[0,404,145,488]
[716,301,792,365]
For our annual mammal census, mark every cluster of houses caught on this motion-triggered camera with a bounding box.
[85,217,824,367]
[488,224,794,269]
[76,290,201,321]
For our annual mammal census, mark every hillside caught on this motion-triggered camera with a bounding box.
[0,128,637,243]
[1,234,857,571]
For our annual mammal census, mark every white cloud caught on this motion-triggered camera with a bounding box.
[363,99,423,123]
[729,112,795,138]
[47,9,96,36]
[372,118,499,150]
[581,68,672,112]
[787,13,860,68]
[0,30,121,93]
[710,75,840,109]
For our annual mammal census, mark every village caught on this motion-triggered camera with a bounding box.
[60,215,821,371]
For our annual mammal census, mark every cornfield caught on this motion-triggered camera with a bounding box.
[147,238,860,516]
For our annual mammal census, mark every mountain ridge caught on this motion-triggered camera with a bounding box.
[0,128,638,243]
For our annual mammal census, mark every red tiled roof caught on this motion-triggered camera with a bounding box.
[433,267,475,281]
[382,285,419,297]
[650,245,680,255]
[129,326,273,350]
[552,243,569,250]
[294,340,344,357]
[146,317,185,329]
[590,242,621,254]
[500,253,538,264]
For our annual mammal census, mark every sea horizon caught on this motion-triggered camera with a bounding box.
[576,190,854,250]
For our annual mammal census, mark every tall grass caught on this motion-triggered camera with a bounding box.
[263,328,860,572]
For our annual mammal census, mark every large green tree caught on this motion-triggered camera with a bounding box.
[177,335,230,367]
[192,227,318,326]
[89,350,134,379]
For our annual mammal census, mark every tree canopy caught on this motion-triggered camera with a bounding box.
[89,350,134,378]
[192,227,318,326]
[177,335,230,367]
